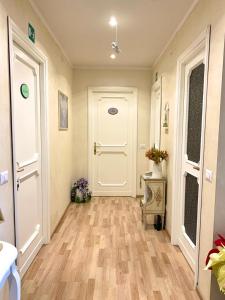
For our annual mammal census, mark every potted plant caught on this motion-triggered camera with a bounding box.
[145,147,168,178]
[71,178,92,203]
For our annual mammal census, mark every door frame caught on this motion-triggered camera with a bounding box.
[171,27,211,284]
[88,87,138,197]
[8,18,50,255]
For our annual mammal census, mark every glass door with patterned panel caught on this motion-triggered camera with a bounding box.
[178,51,206,272]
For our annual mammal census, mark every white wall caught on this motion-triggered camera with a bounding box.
[153,0,225,298]
[72,68,152,195]
[210,39,225,300]
[0,0,74,267]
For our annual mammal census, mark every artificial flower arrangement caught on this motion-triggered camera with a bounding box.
[205,234,225,294]
[71,178,92,203]
[145,147,168,164]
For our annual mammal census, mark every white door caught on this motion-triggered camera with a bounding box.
[12,44,43,276]
[88,87,137,196]
[178,51,206,271]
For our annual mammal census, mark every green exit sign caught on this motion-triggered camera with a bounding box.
[28,23,35,43]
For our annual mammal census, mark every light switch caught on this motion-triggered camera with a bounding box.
[205,169,213,182]
[140,144,146,149]
[0,171,9,185]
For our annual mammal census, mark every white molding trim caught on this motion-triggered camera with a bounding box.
[74,65,152,71]
[97,143,127,147]
[8,18,51,250]
[19,170,39,183]
[19,225,40,255]
[178,236,196,269]
[171,26,211,286]
[19,237,43,276]
[153,0,199,67]
[28,0,72,67]
[18,153,38,168]
[98,181,127,187]
[88,86,138,198]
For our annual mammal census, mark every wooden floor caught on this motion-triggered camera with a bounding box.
[22,197,200,300]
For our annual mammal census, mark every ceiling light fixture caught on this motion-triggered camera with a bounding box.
[109,16,121,59]
[110,53,116,59]
[112,41,120,54]
[109,16,117,27]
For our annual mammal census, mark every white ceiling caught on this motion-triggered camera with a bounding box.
[31,0,197,68]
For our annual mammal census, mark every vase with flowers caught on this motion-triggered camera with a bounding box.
[145,148,168,178]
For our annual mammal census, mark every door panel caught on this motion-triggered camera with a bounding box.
[186,63,205,163]
[98,97,128,145]
[12,44,43,275]
[184,174,199,245]
[179,52,206,271]
[97,152,127,186]
[14,57,39,163]
[17,172,39,245]
[89,89,137,196]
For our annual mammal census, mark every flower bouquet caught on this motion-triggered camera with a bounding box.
[71,178,92,203]
[205,234,225,294]
[145,148,168,164]
[145,148,168,178]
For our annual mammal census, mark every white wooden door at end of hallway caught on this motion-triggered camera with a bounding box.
[88,87,137,197]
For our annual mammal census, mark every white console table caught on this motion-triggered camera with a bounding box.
[0,242,20,300]
[140,175,167,229]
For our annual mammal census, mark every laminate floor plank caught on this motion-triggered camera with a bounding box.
[22,197,200,300]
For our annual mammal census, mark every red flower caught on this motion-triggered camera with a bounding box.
[206,248,220,269]
[215,234,225,248]
[205,235,225,270]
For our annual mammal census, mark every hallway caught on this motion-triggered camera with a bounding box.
[22,198,200,300]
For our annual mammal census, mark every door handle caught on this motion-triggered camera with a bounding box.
[16,162,24,173]
[94,142,97,155]
[193,166,200,171]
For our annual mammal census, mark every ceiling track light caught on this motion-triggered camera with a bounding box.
[109,16,121,59]
[112,41,121,54]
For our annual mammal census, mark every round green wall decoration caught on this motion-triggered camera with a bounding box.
[20,83,29,99]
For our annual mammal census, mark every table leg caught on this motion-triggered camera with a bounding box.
[9,263,20,300]
[144,213,148,230]
[161,214,164,230]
